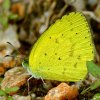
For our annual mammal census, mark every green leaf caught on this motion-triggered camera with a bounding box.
[81,87,90,95]
[0,90,6,96]
[7,96,13,100]
[87,61,100,78]
[0,15,8,28]
[3,0,10,10]
[90,80,100,90]
[2,16,8,28]
[0,15,3,23]
[5,86,19,94]
[93,93,100,100]
[9,13,18,20]
[81,79,100,94]
[0,77,3,84]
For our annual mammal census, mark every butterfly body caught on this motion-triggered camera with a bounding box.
[29,12,94,81]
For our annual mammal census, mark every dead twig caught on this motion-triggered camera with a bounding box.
[83,11,100,23]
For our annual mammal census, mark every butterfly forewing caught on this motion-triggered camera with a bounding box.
[29,12,94,81]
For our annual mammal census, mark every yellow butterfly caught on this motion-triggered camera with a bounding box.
[29,12,94,82]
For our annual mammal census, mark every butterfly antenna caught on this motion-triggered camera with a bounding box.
[7,42,21,54]
[6,41,26,63]
[7,42,14,47]
[4,55,11,57]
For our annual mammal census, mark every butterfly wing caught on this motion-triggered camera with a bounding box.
[29,12,94,81]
